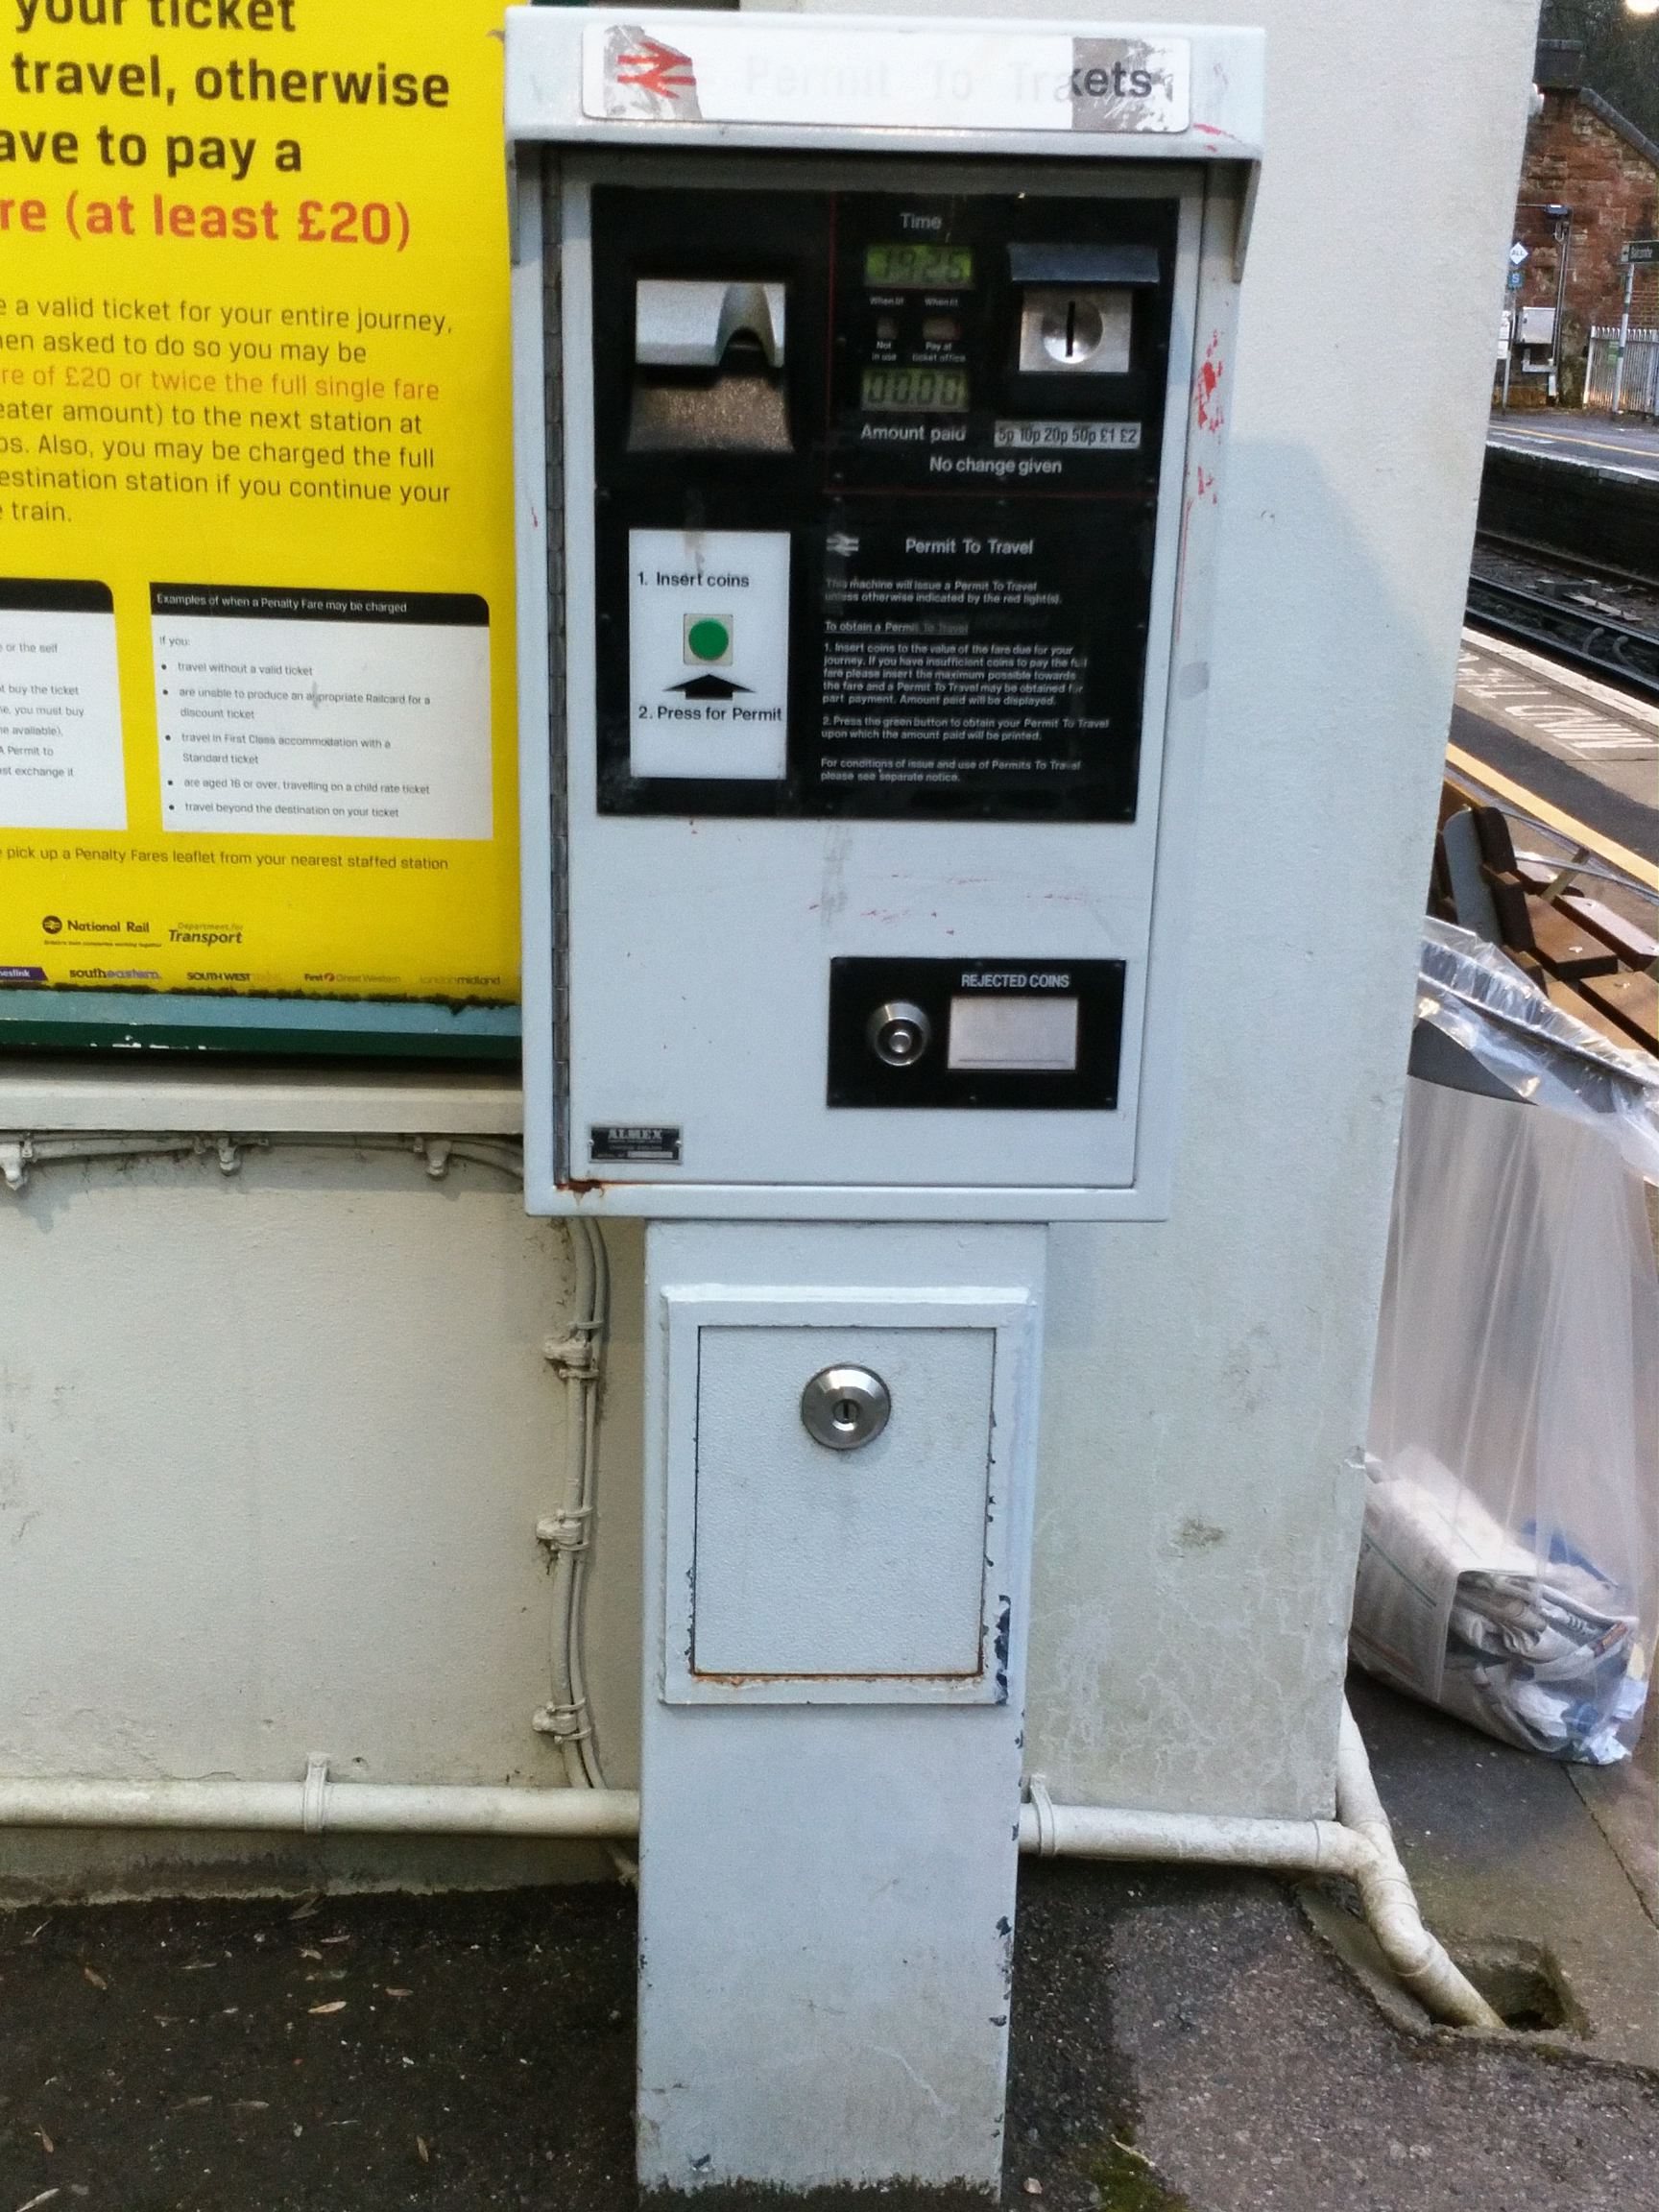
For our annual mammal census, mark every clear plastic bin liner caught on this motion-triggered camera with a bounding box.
[1415,919,1659,1177]
[1355,1061,1659,1763]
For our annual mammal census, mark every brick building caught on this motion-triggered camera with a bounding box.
[1507,40,1659,403]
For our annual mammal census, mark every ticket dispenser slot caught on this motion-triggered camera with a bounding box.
[629,276,792,453]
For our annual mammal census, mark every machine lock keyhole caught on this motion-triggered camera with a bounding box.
[801,1365,892,1452]
[867,999,932,1070]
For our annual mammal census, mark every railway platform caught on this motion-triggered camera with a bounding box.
[1455,628,1658,872]
[1488,411,1659,484]
[1450,622,1658,1042]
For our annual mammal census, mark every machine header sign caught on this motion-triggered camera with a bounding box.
[508,12,1265,161]
[587,19,1191,132]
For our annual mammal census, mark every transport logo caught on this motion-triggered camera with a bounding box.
[605,27,701,120]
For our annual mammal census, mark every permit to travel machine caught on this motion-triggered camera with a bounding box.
[506,10,1262,2197]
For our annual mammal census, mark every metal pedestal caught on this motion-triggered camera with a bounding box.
[637,1220,1046,2198]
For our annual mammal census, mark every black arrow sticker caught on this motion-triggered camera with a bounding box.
[666,674,753,700]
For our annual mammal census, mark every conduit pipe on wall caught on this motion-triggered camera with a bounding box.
[0,1130,530,1192]
[534,1215,613,1793]
[1023,1703,1502,2030]
[0,1772,640,1840]
[0,1706,1500,2032]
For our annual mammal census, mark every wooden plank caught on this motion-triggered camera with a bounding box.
[1514,860,1659,966]
[1526,899,1623,982]
[1543,977,1651,1058]
[1575,967,1659,1056]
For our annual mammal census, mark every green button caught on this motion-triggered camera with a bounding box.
[686,617,731,662]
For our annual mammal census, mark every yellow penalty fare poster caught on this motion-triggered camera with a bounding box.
[0,0,517,1005]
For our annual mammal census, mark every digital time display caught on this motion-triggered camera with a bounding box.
[863,243,974,289]
[860,367,971,413]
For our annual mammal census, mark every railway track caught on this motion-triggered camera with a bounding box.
[1464,566,1659,707]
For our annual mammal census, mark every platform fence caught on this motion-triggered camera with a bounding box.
[1584,326,1659,418]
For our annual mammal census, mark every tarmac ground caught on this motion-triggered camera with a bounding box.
[1,1676,1656,2212]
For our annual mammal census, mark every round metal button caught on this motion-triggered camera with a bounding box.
[867,999,932,1069]
[800,1365,892,1452]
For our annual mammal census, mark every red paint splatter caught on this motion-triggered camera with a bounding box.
[1194,336,1225,433]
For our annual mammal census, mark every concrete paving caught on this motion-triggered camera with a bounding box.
[1453,634,1659,865]
[1347,1672,1659,2076]
[1571,1708,1658,1927]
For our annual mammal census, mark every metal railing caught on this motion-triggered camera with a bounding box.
[1584,325,1659,417]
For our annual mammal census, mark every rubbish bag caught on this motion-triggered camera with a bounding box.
[1413,917,1659,1179]
[1354,936,1659,1763]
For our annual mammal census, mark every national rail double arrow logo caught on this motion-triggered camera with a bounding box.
[613,34,697,104]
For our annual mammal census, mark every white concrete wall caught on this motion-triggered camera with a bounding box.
[0,0,1541,1896]
[998,0,1542,1813]
[0,1127,645,1899]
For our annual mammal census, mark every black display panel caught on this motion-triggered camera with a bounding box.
[827,957,1125,1111]
[589,181,1177,821]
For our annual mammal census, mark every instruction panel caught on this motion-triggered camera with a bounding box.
[810,520,1139,813]
[153,585,490,838]
[589,182,1174,822]
[0,580,125,831]
[628,530,789,781]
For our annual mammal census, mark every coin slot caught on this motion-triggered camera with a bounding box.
[1017,286,1132,376]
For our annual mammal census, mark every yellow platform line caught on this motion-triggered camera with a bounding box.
[1446,740,1659,893]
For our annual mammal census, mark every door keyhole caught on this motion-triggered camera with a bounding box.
[801,1365,892,1452]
